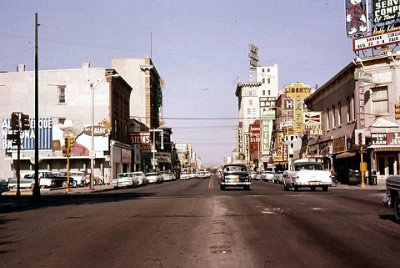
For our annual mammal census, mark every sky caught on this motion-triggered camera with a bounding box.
[0,0,355,166]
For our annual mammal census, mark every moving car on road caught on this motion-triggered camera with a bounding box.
[219,163,251,190]
[283,159,332,191]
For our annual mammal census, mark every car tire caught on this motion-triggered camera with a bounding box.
[220,185,225,191]
[394,195,400,222]
[62,181,68,187]
[322,185,328,192]
[244,185,250,191]
[283,184,289,191]
[71,181,77,187]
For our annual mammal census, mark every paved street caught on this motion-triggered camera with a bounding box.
[1,176,398,268]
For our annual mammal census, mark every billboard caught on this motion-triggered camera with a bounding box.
[372,0,400,26]
[345,0,368,37]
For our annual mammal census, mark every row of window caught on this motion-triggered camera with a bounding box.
[325,86,388,130]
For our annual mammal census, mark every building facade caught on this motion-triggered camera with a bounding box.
[305,55,400,184]
[0,63,132,183]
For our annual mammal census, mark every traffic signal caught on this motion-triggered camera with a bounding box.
[20,113,30,130]
[11,113,19,130]
[395,103,400,120]
[358,132,363,146]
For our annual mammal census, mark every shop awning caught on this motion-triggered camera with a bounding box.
[335,152,357,159]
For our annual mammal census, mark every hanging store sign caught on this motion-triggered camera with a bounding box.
[259,97,276,108]
[353,30,400,51]
[333,136,346,154]
[345,0,368,37]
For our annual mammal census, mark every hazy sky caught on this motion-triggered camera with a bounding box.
[0,0,355,166]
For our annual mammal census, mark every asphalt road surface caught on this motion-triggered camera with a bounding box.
[1,176,399,268]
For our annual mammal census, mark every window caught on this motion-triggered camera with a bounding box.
[372,86,388,114]
[267,78,270,84]
[58,86,66,104]
[262,90,265,96]
[332,105,336,128]
[268,90,271,96]
[337,101,342,126]
[347,97,351,123]
[262,78,265,84]
[326,108,330,130]
[249,99,253,106]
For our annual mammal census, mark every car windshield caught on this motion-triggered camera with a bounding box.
[223,165,247,172]
[294,163,323,171]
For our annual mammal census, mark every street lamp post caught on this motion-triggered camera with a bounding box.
[89,74,119,190]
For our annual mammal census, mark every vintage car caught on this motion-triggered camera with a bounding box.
[383,175,400,222]
[219,164,251,190]
[282,159,332,191]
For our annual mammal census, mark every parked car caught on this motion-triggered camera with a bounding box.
[249,171,257,180]
[272,171,284,184]
[146,172,163,184]
[0,179,10,194]
[180,172,190,180]
[8,175,35,189]
[261,171,274,182]
[113,173,136,188]
[66,171,87,186]
[160,170,175,182]
[383,175,400,222]
[219,164,251,190]
[131,171,148,186]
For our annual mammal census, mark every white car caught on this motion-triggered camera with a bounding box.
[146,172,163,184]
[261,171,274,182]
[113,173,136,188]
[131,171,147,186]
[180,172,190,180]
[160,170,175,182]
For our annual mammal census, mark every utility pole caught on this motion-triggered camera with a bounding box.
[33,13,41,201]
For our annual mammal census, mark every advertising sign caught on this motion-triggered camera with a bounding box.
[284,83,312,133]
[373,0,400,26]
[1,117,53,150]
[129,131,150,145]
[345,0,368,37]
[261,110,275,155]
[353,30,400,51]
[259,97,276,108]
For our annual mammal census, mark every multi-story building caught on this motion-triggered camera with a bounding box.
[0,63,132,183]
[112,58,170,172]
[305,54,400,184]
[235,64,279,170]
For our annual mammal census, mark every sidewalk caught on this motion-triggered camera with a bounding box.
[1,184,114,197]
[333,182,386,191]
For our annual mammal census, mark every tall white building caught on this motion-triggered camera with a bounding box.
[235,64,279,169]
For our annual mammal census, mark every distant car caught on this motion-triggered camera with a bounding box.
[180,172,190,180]
[189,173,199,179]
[131,171,147,186]
[113,173,136,188]
[261,171,274,182]
[272,171,284,184]
[146,172,163,184]
[160,170,175,182]
[8,175,35,189]
[219,164,251,190]
[0,179,10,194]
[249,171,257,180]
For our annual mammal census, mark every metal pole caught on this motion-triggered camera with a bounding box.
[152,129,156,171]
[33,13,41,201]
[90,82,94,190]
